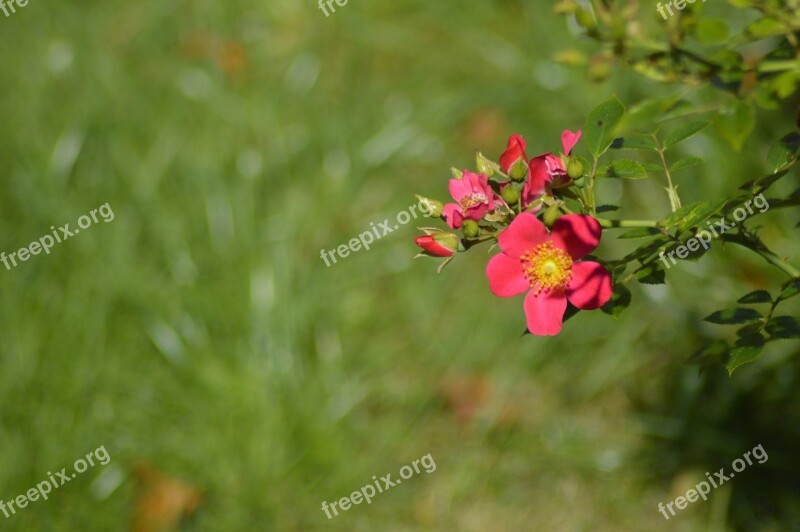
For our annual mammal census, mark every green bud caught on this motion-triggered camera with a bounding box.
[573,175,586,188]
[575,8,596,31]
[475,152,496,178]
[462,220,481,238]
[415,195,444,218]
[543,205,562,228]
[501,186,520,206]
[450,167,464,179]
[508,159,528,182]
[567,158,584,179]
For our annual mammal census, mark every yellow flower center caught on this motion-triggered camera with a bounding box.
[520,241,573,294]
[459,193,487,210]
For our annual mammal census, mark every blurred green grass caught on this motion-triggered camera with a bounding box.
[0,0,798,530]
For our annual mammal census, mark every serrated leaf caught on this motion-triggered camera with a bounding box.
[716,100,754,152]
[726,334,766,375]
[658,199,727,233]
[636,263,666,285]
[671,157,704,173]
[611,134,658,151]
[617,227,662,239]
[601,159,648,179]
[779,279,800,302]
[704,308,763,325]
[737,290,773,304]
[584,96,625,158]
[765,316,800,339]
[767,132,800,172]
[663,121,710,149]
[601,284,632,318]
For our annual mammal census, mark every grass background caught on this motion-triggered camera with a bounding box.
[0,0,799,530]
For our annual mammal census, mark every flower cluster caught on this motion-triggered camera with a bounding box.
[413,130,613,336]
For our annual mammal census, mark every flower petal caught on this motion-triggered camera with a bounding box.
[567,261,613,310]
[524,289,567,336]
[499,134,527,173]
[442,203,464,229]
[448,178,467,201]
[561,129,582,155]
[486,254,529,298]
[498,212,550,258]
[550,214,602,259]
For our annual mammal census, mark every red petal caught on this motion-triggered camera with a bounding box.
[499,134,528,173]
[486,254,529,298]
[551,214,602,260]
[442,203,464,229]
[561,130,582,155]
[524,289,567,336]
[567,261,613,310]
[498,212,549,259]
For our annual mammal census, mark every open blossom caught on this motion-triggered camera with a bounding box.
[485,212,612,336]
[498,130,582,209]
[442,171,497,229]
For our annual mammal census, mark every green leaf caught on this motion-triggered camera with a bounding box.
[737,290,773,304]
[767,133,800,172]
[636,263,665,285]
[658,199,728,233]
[746,17,786,39]
[601,159,648,179]
[601,284,632,318]
[663,121,710,149]
[611,134,658,151]
[695,19,730,44]
[726,334,766,375]
[596,204,620,213]
[704,308,763,325]
[778,279,800,302]
[584,96,625,158]
[716,100,755,152]
[765,316,800,339]
[688,340,729,366]
[617,227,662,239]
[670,157,704,173]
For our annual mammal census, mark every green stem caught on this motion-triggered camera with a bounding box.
[597,218,659,229]
[654,135,681,211]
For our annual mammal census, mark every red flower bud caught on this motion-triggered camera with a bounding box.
[414,232,459,257]
[499,134,528,174]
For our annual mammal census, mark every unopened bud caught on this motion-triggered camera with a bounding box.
[508,159,528,182]
[462,220,481,238]
[573,175,586,188]
[475,152,496,178]
[414,231,459,257]
[543,205,562,228]
[501,186,520,206]
[567,158,584,179]
[415,195,444,218]
[575,8,596,31]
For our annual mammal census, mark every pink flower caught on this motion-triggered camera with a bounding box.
[527,129,582,193]
[442,171,497,229]
[485,212,612,336]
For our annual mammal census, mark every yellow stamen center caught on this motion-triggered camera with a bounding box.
[459,193,487,210]
[520,241,573,294]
